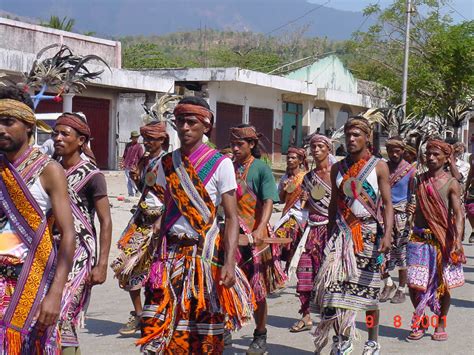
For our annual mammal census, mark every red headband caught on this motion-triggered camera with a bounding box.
[173,103,213,126]
[230,126,261,141]
[140,121,168,140]
[310,134,332,151]
[56,113,91,139]
[426,139,453,156]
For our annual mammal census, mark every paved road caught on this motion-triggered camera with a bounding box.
[79,174,474,354]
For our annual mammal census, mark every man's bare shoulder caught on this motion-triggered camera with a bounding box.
[40,160,67,191]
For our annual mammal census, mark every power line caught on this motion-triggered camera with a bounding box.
[446,2,468,21]
[353,0,381,35]
[264,0,331,36]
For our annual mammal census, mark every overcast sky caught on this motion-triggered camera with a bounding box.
[311,0,473,21]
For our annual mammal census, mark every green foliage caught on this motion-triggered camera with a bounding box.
[345,0,474,117]
[40,16,75,32]
[119,29,344,73]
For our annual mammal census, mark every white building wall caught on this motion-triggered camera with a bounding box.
[207,81,284,130]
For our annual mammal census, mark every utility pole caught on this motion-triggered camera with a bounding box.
[401,0,413,119]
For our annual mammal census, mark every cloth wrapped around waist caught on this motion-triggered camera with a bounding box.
[166,233,200,247]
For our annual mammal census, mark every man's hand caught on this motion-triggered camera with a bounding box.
[301,190,309,202]
[406,203,416,215]
[252,226,266,246]
[89,264,107,286]
[378,235,392,253]
[220,262,236,288]
[452,239,463,256]
[35,291,62,331]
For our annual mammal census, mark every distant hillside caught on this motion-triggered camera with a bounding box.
[120,30,349,73]
[0,0,374,40]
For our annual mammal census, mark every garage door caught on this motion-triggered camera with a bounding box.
[249,107,273,155]
[214,102,243,149]
[35,95,111,169]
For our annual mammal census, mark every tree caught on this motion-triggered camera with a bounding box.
[345,0,474,119]
[40,16,75,32]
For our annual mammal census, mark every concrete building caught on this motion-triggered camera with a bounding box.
[153,56,383,162]
[150,67,317,162]
[0,17,174,169]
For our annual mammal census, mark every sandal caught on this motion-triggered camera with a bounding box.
[289,319,312,333]
[431,331,448,341]
[407,329,425,341]
[406,314,429,341]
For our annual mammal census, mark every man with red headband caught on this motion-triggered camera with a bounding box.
[405,139,465,342]
[379,137,416,305]
[230,124,285,354]
[313,117,393,355]
[139,97,254,353]
[0,86,75,353]
[112,121,168,336]
[274,146,308,273]
[53,112,112,353]
[287,135,332,333]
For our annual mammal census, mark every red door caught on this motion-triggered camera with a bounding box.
[249,107,273,155]
[214,102,243,149]
[73,97,110,169]
[35,95,111,169]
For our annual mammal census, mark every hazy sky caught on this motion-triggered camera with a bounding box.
[311,0,473,21]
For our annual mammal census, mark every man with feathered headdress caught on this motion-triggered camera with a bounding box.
[112,121,168,336]
[0,85,75,353]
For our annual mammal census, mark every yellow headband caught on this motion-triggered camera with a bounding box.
[0,99,52,133]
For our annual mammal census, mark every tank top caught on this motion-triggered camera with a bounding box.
[0,175,51,261]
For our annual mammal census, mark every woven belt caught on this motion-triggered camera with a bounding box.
[167,234,199,246]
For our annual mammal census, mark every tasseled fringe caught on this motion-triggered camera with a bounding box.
[351,223,363,254]
[136,272,173,347]
[312,309,359,352]
[215,266,255,330]
[118,223,137,248]
[6,328,21,355]
[1,328,60,355]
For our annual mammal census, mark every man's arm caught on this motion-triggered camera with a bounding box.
[326,164,339,237]
[38,162,75,328]
[90,195,112,285]
[449,180,465,245]
[253,199,273,244]
[377,160,394,253]
[220,190,239,288]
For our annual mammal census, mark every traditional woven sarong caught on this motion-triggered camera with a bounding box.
[385,160,414,271]
[111,155,164,291]
[312,155,382,351]
[274,171,307,262]
[287,170,331,315]
[407,174,465,323]
[59,160,101,347]
[236,160,287,302]
[139,146,254,354]
[0,148,59,354]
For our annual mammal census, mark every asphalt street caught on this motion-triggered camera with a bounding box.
[79,173,474,355]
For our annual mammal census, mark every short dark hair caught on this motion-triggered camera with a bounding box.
[236,123,262,159]
[177,96,214,137]
[0,85,34,110]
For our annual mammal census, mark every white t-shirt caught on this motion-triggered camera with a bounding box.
[155,153,237,236]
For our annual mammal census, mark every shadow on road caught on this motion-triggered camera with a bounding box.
[355,321,408,341]
[267,314,301,329]
[224,338,313,354]
[451,297,474,309]
[83,318,140,338]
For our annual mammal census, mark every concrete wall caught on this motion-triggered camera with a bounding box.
[0,17,121,68]
[285,55,358,94]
